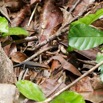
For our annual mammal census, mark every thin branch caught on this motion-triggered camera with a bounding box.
[35,61,103,103]
[2,36,37,47]
[69,0,81,13]
[27,3,38,26]
[14,46,53,67]
[77,59,96,66]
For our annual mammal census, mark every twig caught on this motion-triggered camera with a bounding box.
[69,0,81,13]
[14,46,53,67]
[2,36,37,47]
[77,59,96,66]
[34,61,103,103]
[27,3,38,26]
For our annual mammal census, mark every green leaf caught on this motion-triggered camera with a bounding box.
[96,53,103,63]
[0,16,9,33]
[67,46,75,52]
[50,91,85,103]
[71,8,103,26]
[69,23,103,50]
[96,53,103,82]
[2,27,29,36]
[16,80,46,101]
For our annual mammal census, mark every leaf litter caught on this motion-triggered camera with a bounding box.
[1,0,103,103]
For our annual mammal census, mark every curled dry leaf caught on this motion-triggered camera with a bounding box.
[49,55,81,76]
[11,52,28,63]
[39,0,63,42]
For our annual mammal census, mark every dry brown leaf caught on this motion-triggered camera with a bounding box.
[39,0,63,42]
[40,78,66,97]
[70,77,93,92]
[92,19,103,30]
[72,0,95,16]
[76,48,98,60]
[90,75,103,89]
[51,60,61,71]
[49,55,81,76]
[71,75,103,103]
[9,44,17,57]
[11,52,28,63]
[11,5,30,27]
[80,88,103,103]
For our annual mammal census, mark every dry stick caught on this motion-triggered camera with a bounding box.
[77,59,96,66]
[27,3,38,26]
[14,46,52,67]
[2,36,37,47]
[69,0,81,13]
[35,61,103,103]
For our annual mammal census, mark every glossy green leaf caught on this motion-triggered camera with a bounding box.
[96,53,103,82]
[68,23,103,50]
[2,27,28,36]
[71,8,103,26]
[0,16,9,33]
[50,91,85,103]
[16,80,46,101]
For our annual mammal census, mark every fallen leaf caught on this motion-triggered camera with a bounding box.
[70,77,93,92]
[51,60,61,71]
[80,89,103,103]
[40,78,66,97]
[11,51,28,63]
[11,5,30,27]
[71,75,103,103]
[72,0,95,16]
[9,44,17,57]
[75,48,98,60]
[49,55,81,76]
[39,0,63,42]
[90,75,103,89]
